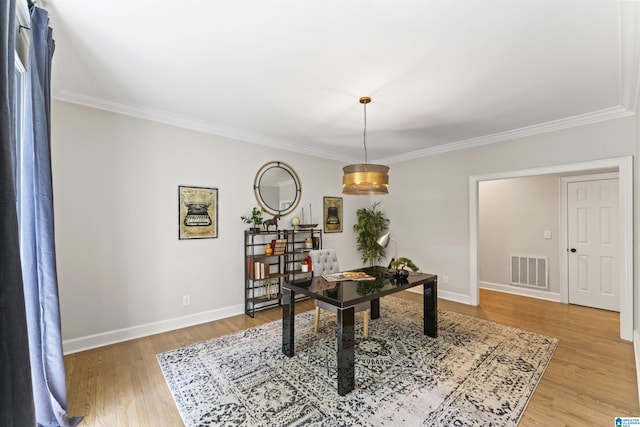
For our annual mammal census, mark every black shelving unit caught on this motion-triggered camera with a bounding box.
[244,228,322,317]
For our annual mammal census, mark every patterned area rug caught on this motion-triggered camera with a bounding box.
[157,297,557,426]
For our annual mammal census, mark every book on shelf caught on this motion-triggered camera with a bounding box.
[272,239,287,255]
[247,259,270,280]
[321,271,375,282]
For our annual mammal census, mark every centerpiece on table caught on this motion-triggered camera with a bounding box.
[390,257,419,279]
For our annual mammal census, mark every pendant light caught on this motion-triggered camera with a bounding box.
[342,96,390,195]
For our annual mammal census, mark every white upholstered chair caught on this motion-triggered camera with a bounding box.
[309,249,370,338]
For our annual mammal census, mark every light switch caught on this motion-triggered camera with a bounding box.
[543,230,552,240]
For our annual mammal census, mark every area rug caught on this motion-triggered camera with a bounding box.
[157,297,557,426]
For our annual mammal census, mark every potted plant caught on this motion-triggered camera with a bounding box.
[300,258,309,272]
[352,202,389,267]
[390,257,419,279]
[241,207,264,233]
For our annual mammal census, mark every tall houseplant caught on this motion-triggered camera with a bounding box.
[353,202,389,266]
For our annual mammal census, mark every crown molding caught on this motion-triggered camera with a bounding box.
[57,0,640,171]
[621,1,640,113]
[54,89,633,167]
[53,90,355,163]
[376,106,634,165]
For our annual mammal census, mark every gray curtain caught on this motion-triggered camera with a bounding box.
[18,5,81,427]
[0,0,37,425]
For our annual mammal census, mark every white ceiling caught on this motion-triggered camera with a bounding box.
[44,0,639,164]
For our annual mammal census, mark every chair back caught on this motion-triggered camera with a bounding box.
[308,249,340,275]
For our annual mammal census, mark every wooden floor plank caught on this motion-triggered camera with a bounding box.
[64,289,639,426]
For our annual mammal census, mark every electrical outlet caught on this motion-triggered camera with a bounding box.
[182,294,191,306]
[442,276,449,284]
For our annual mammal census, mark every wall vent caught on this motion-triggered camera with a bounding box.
[510,255,548,289]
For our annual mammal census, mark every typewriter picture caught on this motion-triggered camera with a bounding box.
[179,186,218,239]
[184,202,212,226]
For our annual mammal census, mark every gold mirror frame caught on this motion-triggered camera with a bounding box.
[253,161,301,216]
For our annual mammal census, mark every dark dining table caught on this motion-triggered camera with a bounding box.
[281,266,438,395]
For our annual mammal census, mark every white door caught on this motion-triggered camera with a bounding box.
[567,178,619,311]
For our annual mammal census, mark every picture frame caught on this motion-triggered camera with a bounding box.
[323,196,343,233]
[178,186,218,239]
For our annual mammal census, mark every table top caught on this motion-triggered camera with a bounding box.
[283,266,437,309]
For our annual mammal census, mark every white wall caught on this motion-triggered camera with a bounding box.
[479,175,562,297]
[51,100,372,351]
[51,100,639,351]
[384,116,637,304]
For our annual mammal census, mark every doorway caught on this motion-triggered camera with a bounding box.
[469,157,632,341]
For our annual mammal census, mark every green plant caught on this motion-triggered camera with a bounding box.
[391,257,419,272]
[241,207,264,226]
[352,202,389,266]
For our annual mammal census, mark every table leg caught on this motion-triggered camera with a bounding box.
[370,298,380,319]
[337,306,355,396]
[282,288,295,357]
[423,280,438,338]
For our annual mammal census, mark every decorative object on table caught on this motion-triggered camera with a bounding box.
[178,186,218,240]
[262,214,280,231]
[322,271,375,282]
[304,237,313,249]
[376,231,398,263]
[353,202,389,266]
[300,258,309,272]
[158,297,558,426]
[253,161,301,216]
[323,196,343,233]
[342,96,389,195]
[390,257,419,279]
[240,207,264,233]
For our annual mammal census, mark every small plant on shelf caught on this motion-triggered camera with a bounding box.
[241,207,264,232]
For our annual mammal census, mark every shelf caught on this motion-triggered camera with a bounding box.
[247,273,286,284]
[247,294,282,304]
[245,228,322,317]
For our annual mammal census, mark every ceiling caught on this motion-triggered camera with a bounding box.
[44,0,639,164]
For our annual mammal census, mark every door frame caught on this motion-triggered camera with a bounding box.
[559,172,619,306]
[469,156,633,341]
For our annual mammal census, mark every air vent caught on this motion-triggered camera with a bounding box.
[510,255,548,289]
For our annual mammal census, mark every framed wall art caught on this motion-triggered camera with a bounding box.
[323,196,343,233]
[178,186,218,239]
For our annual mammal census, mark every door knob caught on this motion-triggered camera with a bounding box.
[570,248,577,253]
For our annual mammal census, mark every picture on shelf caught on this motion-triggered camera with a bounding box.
[178,186,218,239]
[323,196,343,233]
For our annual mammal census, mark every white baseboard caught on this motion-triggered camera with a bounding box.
[62,282,561,355]
[63,304,244,355]
[406,286,471,305]
[479,281,561,303]
[635,330,640,408]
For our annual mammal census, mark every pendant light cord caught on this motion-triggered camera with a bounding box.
[363,101,368,164]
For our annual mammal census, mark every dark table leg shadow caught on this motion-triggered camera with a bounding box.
[282,288,295,357]
[336,307,355,396]
[424,280,438,337]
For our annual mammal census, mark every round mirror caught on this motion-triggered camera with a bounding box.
[254,161,301,216]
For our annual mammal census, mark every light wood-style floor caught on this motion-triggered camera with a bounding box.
[64,289,639,426]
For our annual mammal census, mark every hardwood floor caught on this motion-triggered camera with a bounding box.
[64,289,639,426]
